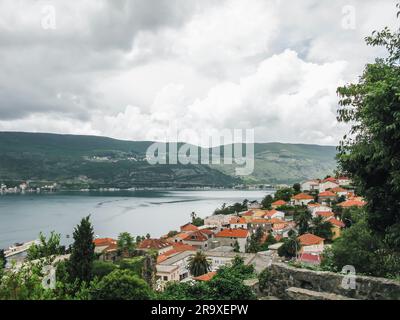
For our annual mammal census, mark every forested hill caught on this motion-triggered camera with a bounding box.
[0,132,337,188]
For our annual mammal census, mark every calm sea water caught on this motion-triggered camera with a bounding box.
[0,190,272,249]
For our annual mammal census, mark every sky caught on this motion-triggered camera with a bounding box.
[0,0,398,146]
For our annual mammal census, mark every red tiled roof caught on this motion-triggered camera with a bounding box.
[249,218,270,224]
[292,193,314,200]
[299,253,321,263]
[316,211,334,218]
[338,200,366,208]
[193,272,217,282]
[184,230,209,242]
[215,229,249,238]
[229,217,247,224]
[272,200,287,206]
[267,218,285,225]
[157,244,197,263]
[322,177,337,183]
[330,187,347,193]
[298,234,324,246]
[327,217,345,228]
[242,210,254,217]
[138,238,172,250]
[93,238,117,247]
[319,191,336,197]
[180,223,199,232]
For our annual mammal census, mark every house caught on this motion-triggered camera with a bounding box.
[93,238,118,262]
[298,234,325,254]
[214,229,249,252]
[157,243,197,263]
[330,187,349,198]
[181,230,212,250]
[337,176,352,186]
[338,199,366,208]
[315,211,335,219]
[271,200,287,209]
[319,178,340,192]
[248,201,262,210]
[248,219,272,233]
[327,217,345,240]
[291,193,314,206]
[180,223,198,232]
[298,253,322,265]
[204,215,233,228]
[229,216,248,229]
[263,209,285,220]
[240,210,255,222]
[300,179,320,192]
[308,204,332,216]
[193,271,217,282]
[318,191,337,204]
[138,238,173,255]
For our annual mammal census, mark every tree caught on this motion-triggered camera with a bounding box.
[145,233,151,240]
[27,231,65,261]
[246,226,264,253]
[337,5,400,238]
[117,232,136,257]
[91,269,152,300]
[261,194,273,210]
[278,235,299,259]
[0,249,6,270]
[260,233,277,251]
[92,260,118,279]
[295,209,312,235]
[274,188,295,202]
[311,216,333,241]
[69,216,95,283]
[293,183,301,194]
[188,252,211,277]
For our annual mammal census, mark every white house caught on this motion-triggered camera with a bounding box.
[319,178,340,192]
[229,217,248,229]
[291,193,315,206]
[337,177,352,186]
[300,180,320,192]
[298,234,325,254]
[214,229,249,252]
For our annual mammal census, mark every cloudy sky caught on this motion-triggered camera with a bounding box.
[0,0,398,146]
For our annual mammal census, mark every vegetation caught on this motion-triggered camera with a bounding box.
[188,252,211,277]
[27,231,65,261]
[327,3,400,278]
[258,268,272,293]
[213,200,248,215]
[0,249,6,270]
[261,194,274,209]
[117,232,136,257]
[311,216,333,241]
[274,187,295,202]
[278,235,299,259]
[68,216,95,283]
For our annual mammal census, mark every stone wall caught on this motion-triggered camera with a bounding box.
[262,263,400,300]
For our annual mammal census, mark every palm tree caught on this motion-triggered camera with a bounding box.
[295,209,312,235]
[188,251,211,277]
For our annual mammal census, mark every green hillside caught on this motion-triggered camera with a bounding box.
[0,132,337,188]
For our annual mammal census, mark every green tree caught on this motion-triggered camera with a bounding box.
[188,252,211,277]
[91,269,152,300]
[246,226,264,253]
[337,6,400,238]
[274,188,295,202]
[233,240,240,253]
[117,232,136,257]
[92,260,118,279]
[69,216,95,283]
[27,231,65,261]
[295,209,312,235]
[293,183,301,194]
[278,235,299,259]
[0,249,6,270]
[261,194,273,210]
[311,216,333,241]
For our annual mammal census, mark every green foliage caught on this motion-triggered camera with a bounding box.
[188,252,211,277]
[258,268,272,292]
[68,216,95,283]
[214,200,248,215]
[92,260,118,279]
[0,249,6,270]
[274,188,295,202]
[294,209,312,235]
[261,194,273,209]
[91,269,153,300]
[117,232,136,257]
[293,183,301,194]
[260,233,277,251]
[278,235,299,259]
[311,216,333,241]
[192,217,205,227]
[27,231,65,261]
[233,240,240,253]
[246,227,264,253]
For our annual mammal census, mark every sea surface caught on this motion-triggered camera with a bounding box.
[0,190,272,249]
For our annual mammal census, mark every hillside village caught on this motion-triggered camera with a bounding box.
[92,175,366,290]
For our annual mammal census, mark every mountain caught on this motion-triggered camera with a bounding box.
[0,132,337,188]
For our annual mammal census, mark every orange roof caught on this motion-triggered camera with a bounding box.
[229,217,247,224]
[275,235,283,241]
[319,191,336,197]
[292,193,314,200]
[157,244,197,263]
[316,211,334,218]
[241,210,254,217]
[249,218,270,224]
[272,224,287,231]
[330,187,347,193]
[138,239,172,250]
[193,272,217,282]
[338,200,366,208]
[307,203,319,207]
[215,229,249,238]
[184,230,209,242]
[272,200,287,206]
[93,238,117,247]
[180,223,199,232]
[298,234,324,246]
[267,218,285,225]
[263,209,282,218]
[322,177,337,183]
[327,217,345,228]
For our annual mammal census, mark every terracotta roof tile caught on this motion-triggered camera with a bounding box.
[215,229,249,238]
[298,233,325,246]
